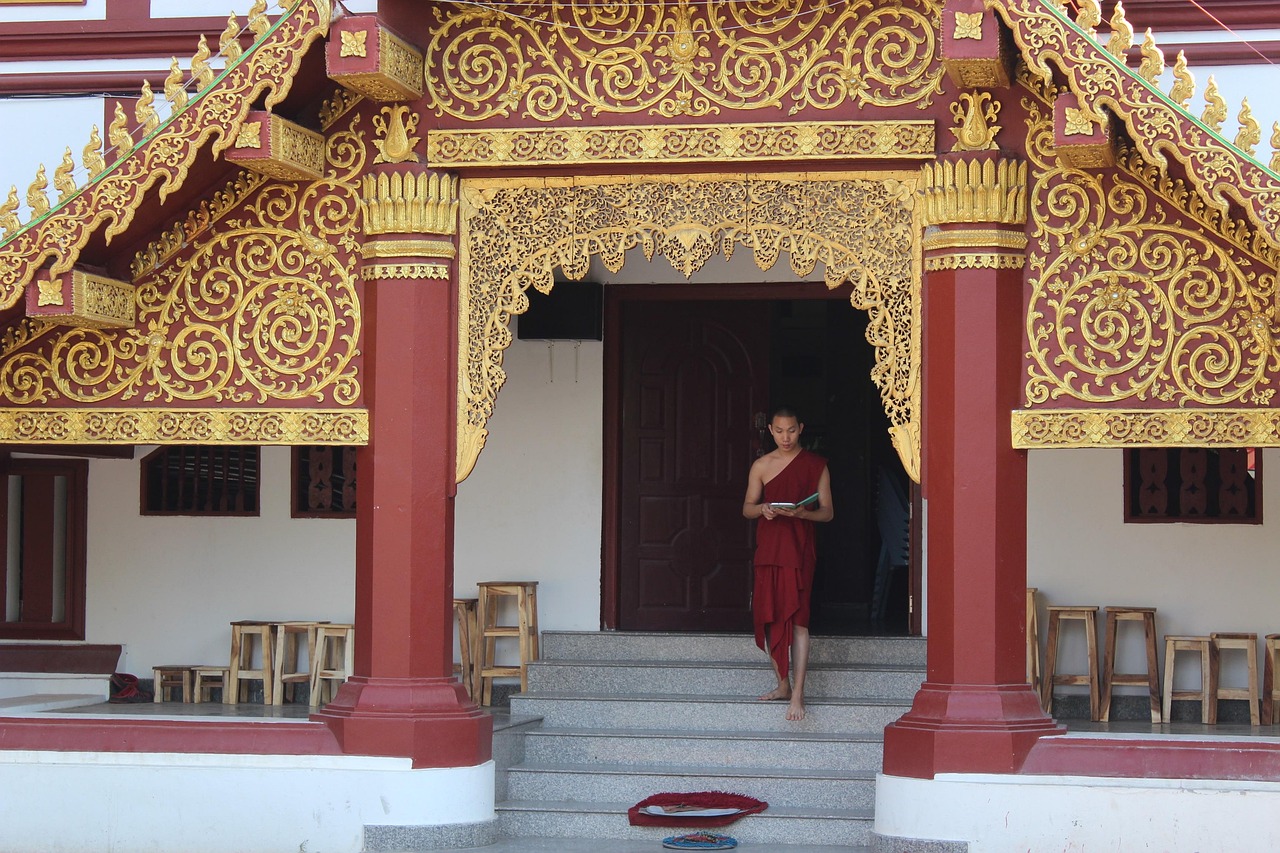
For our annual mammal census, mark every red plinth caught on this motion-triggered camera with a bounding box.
[882,246,1062,779]
[312,240,491,768]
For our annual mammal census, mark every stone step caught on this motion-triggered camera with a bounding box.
[510,692,910,734]
[540,631,924,667]
[505,762,876,810]
[525,658,923,700]
[497,799,874,846]
[522,727,884,772]
[435,837,869,852]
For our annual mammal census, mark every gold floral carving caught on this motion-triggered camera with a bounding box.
[362,170,458,236]
[925,253,1025,271]
[1062,106,1095,136]
[230,113,326,181]
[458,172,922,482]
[236,122,263,149]
[953,11,984,39]
[31,270,135,328]
[1022,93,1280,410]
[131,171,269,279]
[340,30,368,58]
[1012,409,1280,448]
[988,0,1280,249]
[426,121,936,168]
[0,409,367,445]
[319,87,365,130]
[331,26,425,102]
[363,239,456,260]
[360,262,450,281]
[372,105,422,165]
[949,91,1000,151]
[0,113,366,416]
[919,157,1028,226]
[0,0,332,307]
[921,228,1028,251]
[422,0,943,121]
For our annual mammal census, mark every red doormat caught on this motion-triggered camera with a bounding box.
[628,792,768,827]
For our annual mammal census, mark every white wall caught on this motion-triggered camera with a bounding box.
[1028,448,1279,692]
[84,446,355,674]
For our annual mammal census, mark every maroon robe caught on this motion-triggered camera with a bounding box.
[753,449,826,681]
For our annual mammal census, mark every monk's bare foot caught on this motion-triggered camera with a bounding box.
[758,685,791,702]
[786,696,806,721]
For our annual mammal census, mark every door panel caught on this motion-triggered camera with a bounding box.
[619,301,770,631]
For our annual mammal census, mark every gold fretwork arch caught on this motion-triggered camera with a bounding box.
[456,171,922,483]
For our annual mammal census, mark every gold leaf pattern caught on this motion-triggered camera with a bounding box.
[954,11,983,40]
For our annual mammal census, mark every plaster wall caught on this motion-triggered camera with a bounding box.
[1028,448,1279,692]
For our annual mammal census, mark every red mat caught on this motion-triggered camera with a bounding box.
[628,791,768,827]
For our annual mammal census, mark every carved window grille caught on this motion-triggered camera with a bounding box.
[141,446,260,516]
[0,458,87,640]
[292,446,356,518]
[1125,448,1261,524]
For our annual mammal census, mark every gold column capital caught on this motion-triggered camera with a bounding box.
[919,151,1027,228]
[361,165,458,237]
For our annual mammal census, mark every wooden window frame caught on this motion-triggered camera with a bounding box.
[140,446,260,517]
[291,446,357,519]
[1124,447,1263,524]
[0,457,88,641]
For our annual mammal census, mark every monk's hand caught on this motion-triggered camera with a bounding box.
[761,503,778,520]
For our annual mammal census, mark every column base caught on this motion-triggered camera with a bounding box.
[312,676,492,768]
[883,681,1063,778]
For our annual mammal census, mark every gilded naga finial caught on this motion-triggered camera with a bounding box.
[191,35,215,90]
[1106,1,1133,60]
[164,58,188,111]
[1075,0,1101,34]
[108,102,132,157]
[248,0,270,40]
[1271,122,1280,172]
[135,80,159,136]
[949,90,1001,151]
[1168,51,1194,107]
[53,148,77,201]
[1201,75,1227,131]
[220,12,244,62]
[1137,28,1164,83]
[26,165,50,218]
[83,125,106,179]
[0,186,20,238]
[1236,98,1261,155]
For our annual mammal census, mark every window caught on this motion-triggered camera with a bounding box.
[1125,447,1261,523]
[141,446,259,516]
[0,458,87,640]
[292,446,356,518]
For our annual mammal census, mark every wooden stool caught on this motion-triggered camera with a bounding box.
[192,666,230,703]
[1212,632,1260,725]
[311,623,354,708]
[1042,606,1100,721]
[1162,635,1217,724]
[1026,588,1042,697]
[152,665,194,703]
[1264,635,1280,724]
[228,620,274,705]
[273,621,324,706]
[453,598,481,701]
[1100,607,1161,723]
[477,581,540,706]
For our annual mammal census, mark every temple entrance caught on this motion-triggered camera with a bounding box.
[606,284,914,635]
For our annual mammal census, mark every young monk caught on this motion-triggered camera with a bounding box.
[742,407,833,721]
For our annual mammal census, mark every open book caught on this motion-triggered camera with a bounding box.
[767,491,820,510]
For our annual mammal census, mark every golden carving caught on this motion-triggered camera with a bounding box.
[320,87,364,130]
[1074,0,1100,34]
[1105,0,1133,59]
[1235,99,1260,157]
[0,0,331,305]
[1012,409,1280,448]
[954,11,983,39]
[949,91,1000,151]
[83,127,105,180]
[37,276,63,307]
[131,171,268,279]
[372,105,421,164]
[1136,29,1163,84]
[0,188,19,238]
[360,262,449,281]
[330,25,425,101]
[458,172,921,482]
[362,170,458,236]
[1022,93,1280,409]
[426,121,935,168]
[1201,76,1227,132]
[919,157,1027,226]
[921,228,1027,252]
[1063,106,1096,136]
[191,35,215,91]
[0,113,365,411]
[220,13,244,63]
[32,270,135,328]
[340,30,368,58]
[26,166,49,219]
[0,409,367,445]
[236,122,263,149]
[53,149,76,202]
[1169,51,1194,107]
[422,0,943,121]
[925,252,1025,270]
[136,81,159,137]
[248,0,270,41]
[165,58,189,112]
[108,102,132,157]
[1272,122,1280,173]
[363,239,456,260]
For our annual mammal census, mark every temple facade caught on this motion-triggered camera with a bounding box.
[3,0,1280,850]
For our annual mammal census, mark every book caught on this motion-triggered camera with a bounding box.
[767,491,820,510]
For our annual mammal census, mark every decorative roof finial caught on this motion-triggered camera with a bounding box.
[83,125,106,179]
[1236,98,1260,155]
[1106,1,1133,60]
[1137,28,1164,83]
[53,148,77,201]
[1270,122,1280,172]
[1075,0,1101,34]
[135,80,159,136]
[220,12,244,62]
[26,165,50,219]
[0,187,20,238]
[1168,51,1194,107]
[248,0,270,40]
[108,102,132,157]
[164,58,188,111]
[191,35,215,91]
[1201,76,1227,131]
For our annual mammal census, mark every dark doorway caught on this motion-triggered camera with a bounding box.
[604,285,914,635]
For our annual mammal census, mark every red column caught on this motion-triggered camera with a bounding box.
[313,164,491,768]
[882,151,1062,778]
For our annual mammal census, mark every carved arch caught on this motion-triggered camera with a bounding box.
[456,172,922,483]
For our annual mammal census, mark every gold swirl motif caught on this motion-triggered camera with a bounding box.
[422,0,943,121]
[457,172,921,482]
[0,111,367,412]
[1022,91,1280,410]
[0,409,367,445]
[1012,409,1280,448]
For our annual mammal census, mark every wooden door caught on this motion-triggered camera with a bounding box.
[617,300,771,632]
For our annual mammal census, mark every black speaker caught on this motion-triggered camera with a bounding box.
[516,281,603,341]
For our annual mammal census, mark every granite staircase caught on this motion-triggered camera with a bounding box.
[496,631,926,848]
